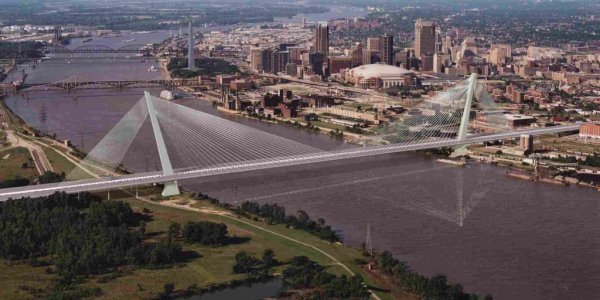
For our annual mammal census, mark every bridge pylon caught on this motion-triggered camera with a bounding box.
[144,91,180,197]
[450,73,478,158]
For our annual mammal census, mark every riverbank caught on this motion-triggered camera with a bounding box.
[0,187,398,300]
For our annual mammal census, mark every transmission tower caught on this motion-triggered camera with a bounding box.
[365,223,373,257]
[39,103,48,135]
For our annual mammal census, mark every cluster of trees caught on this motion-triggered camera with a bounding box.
[37,171,65,184]
[167,58,239,78]
[182,221,228,246]
[232,249,278,275]
[0,177,30,188]
[0,192,182,283]
[238,201,341,243]
[0,41,44,59]
[283,256,370,299]
[376,251,492,300]
[584,154,600,168]
[329,128,344,138]
[551,154,600,168]
[345,124,366,134]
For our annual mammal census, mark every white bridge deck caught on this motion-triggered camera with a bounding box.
[0,124,580,201]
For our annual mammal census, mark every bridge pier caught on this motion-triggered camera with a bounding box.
[144,91,180,197]
[450,73,478,158]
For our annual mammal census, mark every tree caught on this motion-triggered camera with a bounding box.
[232,250,260,274]
[262,248,276,269]
[160,283,175,299]
[182,221,228,246]
[139,220,147,235]
[168,222,181,238]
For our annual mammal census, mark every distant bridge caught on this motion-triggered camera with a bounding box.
[0,44,152,59]
[43,44,151,54]
[20,78,201,90]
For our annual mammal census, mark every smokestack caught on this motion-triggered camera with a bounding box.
[188,21,195,69]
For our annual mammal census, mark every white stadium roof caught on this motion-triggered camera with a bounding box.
[350,63,413,78]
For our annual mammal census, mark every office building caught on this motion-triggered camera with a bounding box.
[379,34,394,65]
[415,19,436,59]
[270,50,289,74]
[315,22,329,56]
[308,52,325,75]
[519,134,534,154]
[366,37,380,51]
[350,43,363,67]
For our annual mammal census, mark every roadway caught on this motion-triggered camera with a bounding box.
[0,124,581,201]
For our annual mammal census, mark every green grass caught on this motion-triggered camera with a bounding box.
[0,260,53,299]
[0,189,396,300]
[311,120,347,131]
[538,135,600,155]
[0,147,38,181]
[108,190,394,300]
[43,147,78,175]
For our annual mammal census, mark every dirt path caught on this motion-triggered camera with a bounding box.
[6,130,53,175]
[131,196,382,300]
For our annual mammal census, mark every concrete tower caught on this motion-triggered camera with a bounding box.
[188,21,195,69]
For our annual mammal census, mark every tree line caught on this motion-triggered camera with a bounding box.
[0,41,44,59]
[0,171,66,189]
[376,251,493,300]
[0,192,182,284]
[237,201,341,243]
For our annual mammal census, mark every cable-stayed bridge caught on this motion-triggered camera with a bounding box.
[0,75,583,200]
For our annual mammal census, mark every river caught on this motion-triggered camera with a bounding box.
[3,13,600,300]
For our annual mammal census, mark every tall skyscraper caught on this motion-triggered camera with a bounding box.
[379,34,394,65]
[315,22,329,56]
[188,21,195,69]
[414,19,437,59]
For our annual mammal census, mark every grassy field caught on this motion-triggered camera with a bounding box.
[311,120,347,131]
[0,147,38,181]
[43,147,79,175]
[538,135,600,154]
[0,189,397,300]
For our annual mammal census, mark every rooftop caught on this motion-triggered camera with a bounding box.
[349,63,413,79]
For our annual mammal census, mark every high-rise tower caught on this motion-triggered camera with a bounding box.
[414,19,437,59]
[188,21,195,69]
[379,34,394,65]
[315,22,329,56]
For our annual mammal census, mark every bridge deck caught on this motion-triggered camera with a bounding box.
[0,124,580,201]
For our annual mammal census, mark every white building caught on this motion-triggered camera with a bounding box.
[343,63,414,89]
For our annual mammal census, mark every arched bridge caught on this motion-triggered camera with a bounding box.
[43,44,150,54]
